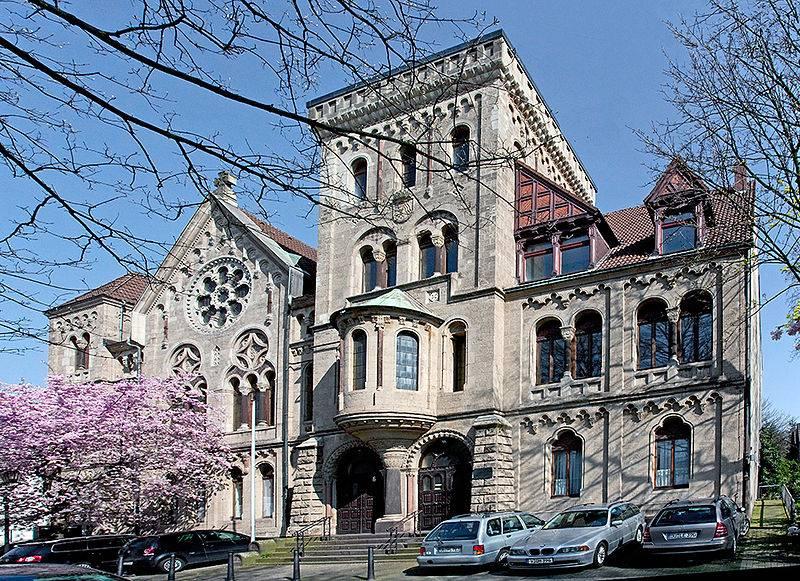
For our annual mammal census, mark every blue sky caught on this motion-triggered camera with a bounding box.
[0,0,797,416]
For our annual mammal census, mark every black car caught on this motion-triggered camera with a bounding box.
[0,535,133,571]
[123,530,258,572]
[0,563,128,580]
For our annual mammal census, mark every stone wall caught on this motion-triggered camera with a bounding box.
[470,414,515,512]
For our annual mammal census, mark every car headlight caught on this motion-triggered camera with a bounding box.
[557,545,591,554]
[509,548,526,556]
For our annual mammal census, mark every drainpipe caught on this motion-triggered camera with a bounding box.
[743,250,753,510]
[473,94,483,288]
[279,269,295,537]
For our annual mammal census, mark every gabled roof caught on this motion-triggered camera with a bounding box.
[645,158,709,207]
[241,210,317,263]
[47,273,149,314]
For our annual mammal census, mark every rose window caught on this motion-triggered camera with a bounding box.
[187,257,252,332]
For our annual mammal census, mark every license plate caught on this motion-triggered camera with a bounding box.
[528,558,554,564]
[666,531,698,540]
[123,561,133,566]
[436,547,460,554]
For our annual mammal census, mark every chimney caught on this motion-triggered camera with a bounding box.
[213,170,238,206]
[733,161,749,192]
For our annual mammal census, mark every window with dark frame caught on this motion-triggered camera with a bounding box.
[231,468,244,519]
[352,158,368,200]
[655,417,691,488]
[560,233,591,274]
[680,291,713,363]
[575,311,602,379]
[551,431,582,497]
[384,241,397,287]
[361,247,379,292]
[444,226,459,274]
[638,300,671,369]
[452,126,470,171]
[352,330,367,390]
[523,241,554,282]
[72,332,90,371]
[419,232,437,278]
[303,363,314,422]
[260,464,274,518]
[400,144,417,187]
[536,320,566,384]
[450,322,467,392]
[662,210,697,254]
[396,331,419,391]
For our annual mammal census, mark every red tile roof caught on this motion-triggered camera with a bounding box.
[242,210,317,263]
[53,273,150,311]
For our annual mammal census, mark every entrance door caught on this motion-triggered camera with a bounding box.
[335,447,383,534]
[417,439,472,530]
[418,466,456,530]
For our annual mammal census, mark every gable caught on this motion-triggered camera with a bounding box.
[515,163,596,231]
[645,158,708,208]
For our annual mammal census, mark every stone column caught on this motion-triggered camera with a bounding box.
[560,325,575,381]
[471,414,515,512]
[373,442,408,532]
[373,248,387,289]
[666,306,680,380]
[431,232,445,275]
[288,437,326,533]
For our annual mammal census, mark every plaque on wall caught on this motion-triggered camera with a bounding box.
[472,467,493,480]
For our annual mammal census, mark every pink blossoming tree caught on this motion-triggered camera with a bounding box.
[0,375,231,535]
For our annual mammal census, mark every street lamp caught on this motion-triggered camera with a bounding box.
[0,470,19,555]
[249,392,257,544]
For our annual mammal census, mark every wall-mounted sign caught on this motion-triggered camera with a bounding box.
[472,467,493,480]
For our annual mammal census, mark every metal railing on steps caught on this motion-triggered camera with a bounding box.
[293,515,332,558]
[381,510,421,555]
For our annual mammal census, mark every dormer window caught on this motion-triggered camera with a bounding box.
[661,210,697,254]
[560,233,591,274]
[523,241,553,282]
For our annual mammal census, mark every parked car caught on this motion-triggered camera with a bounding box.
[0,563,128,580]
[643,496,750,557]
[507,501,646,570]
[0,535,133,571]
[416,511,544,569]
[122,530,259,572]
[0,563,126,581]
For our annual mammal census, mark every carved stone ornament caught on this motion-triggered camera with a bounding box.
[390,189,414,224]
[185,256,252,333]
[170,344,202,375]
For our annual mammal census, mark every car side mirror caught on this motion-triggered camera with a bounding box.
[611,519,623,527]
[738,506,746,513]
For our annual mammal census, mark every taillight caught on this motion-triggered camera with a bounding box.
[17,555,42,563]
[143,545,156,556]
[472,544,485,555]
[419,547,426,556]
[642,527,651,542]
[714,522,728,538]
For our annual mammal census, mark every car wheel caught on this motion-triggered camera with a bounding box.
[725,535,737,560]
[592,542,608,568]
[634,526,644,545]
[248,541,260,553]
[494,548,510,569]
[740,517,751,537]
[158,556,187,573]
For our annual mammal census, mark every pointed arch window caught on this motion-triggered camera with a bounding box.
[400,144,417,187]
[552,431,582,497]
[260,464,275,518]
[449,322,467,392]
[352,330,367,390]
[638,300,671,369]
[536,319,566,384]
[575,311,602,379]
[231,377,248,429]
[680,291,713,363]
[452,126,470,172]
[361,247,379,292]
[396,331,419,391]
[352,158,368,200]
[418,232,437,278]
[71,333,90,371]
[655,417,691,488]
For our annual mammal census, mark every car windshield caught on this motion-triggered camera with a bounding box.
[543,510,608,529]
[654,506,717,526]
[426,521,479,541]
[2,545,47,558]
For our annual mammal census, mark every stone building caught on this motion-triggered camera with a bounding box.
[46,30,761,537]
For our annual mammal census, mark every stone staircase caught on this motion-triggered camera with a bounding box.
[259,532,425,565]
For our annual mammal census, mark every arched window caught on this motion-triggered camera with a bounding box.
[449,322,467,392]
[662,210,697,254]
[261,371,276,425]
[384,241,398,287]
[400,144,417,187]
[352,158,368,200]
[230,468,244,519]
[71,333,90,371]
[418,232,437,278]
[396,332,419,391]
[444,225,458,274]
[452,126,470,171]
[260,464,275,518]
[352,330,367,390]
[575,312,602,379]
[196,378,208,405]
[552,431,582,497]
[638,299,671,369]
[303,363,314,422]
[536,320,566,384]
[655,417,691,488]
[361,247,379,292]
[680,291,713,363]
[231,377,249,429]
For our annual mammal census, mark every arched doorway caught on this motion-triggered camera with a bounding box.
[336,447,384,534]
[418,438,472,530]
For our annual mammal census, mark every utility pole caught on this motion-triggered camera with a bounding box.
[250,391,257,544]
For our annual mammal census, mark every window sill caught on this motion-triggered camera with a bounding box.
[653,485,690,491]
[634,359,716,386]
[530,375,602,401]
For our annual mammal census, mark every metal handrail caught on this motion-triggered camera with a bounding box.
[293,515,331,557]
[382,510,421,555]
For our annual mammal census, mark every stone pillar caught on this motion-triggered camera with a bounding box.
[471,414,515,512]
[288,437,326,533]
[666,306,680,380]
[560,325,575,381]
[431,232,445,275]
[373,443,408,532]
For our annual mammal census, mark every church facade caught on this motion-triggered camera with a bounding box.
[46,30,762,537]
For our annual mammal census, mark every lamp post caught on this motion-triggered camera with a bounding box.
[0,470,19,555]
[249,392,257,544]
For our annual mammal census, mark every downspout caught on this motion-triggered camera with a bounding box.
[280,270,294,537]
[473,93,483,288]
[743,249,753,510]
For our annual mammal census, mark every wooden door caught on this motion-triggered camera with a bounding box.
[418,467,456,530]
[336,492,374,534]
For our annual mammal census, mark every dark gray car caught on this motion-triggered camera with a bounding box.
[643,496,750,556]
